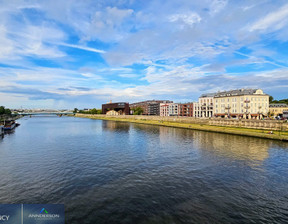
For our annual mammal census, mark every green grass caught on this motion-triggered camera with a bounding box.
[75,114,288,141]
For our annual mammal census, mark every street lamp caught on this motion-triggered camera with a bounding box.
[225,106,231,118]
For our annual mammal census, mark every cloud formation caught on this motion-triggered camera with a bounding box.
[0,0,287,109]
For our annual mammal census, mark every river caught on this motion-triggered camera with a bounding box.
[0,116,288,223]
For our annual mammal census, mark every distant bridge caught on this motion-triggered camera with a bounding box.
[17,112,74,115]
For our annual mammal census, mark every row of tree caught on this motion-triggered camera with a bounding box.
[0,106,12,115]
[73,107,144,115]
[73,108,102,114]
[269,96,288,104]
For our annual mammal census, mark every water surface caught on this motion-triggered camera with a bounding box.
[0,116,288,223]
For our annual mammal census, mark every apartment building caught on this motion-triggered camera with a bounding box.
[160,103,179,116]
[198,93,215,118]
[193,102,201,117]
[269,104,288,117]
[130,100,173,115]
[213,89,269,119]
[179,103,194,117]
[168,103,179,116]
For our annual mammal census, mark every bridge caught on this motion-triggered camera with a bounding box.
[17,112,74,115]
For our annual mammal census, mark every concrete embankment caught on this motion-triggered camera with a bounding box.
[74,114,288,141]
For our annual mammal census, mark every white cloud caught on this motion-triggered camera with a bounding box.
[57,43,105,54]
[169,13,201,26]
[249,4,288,32]
[209,0,228,15]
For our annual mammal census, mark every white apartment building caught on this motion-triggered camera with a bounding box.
[160,103,169,116]
[197,93,215,118]
[160,103,179,116]
[168,103,179,116]
[213,89,269,119]
[193,102,201,117]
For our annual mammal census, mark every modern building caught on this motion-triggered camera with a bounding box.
[102,102,130,115]
[193,102,201,117]
[160,103,170,116]
[160,103,180,116]
[213,89,269,119]
[130,100,173,115]
[179,103,194,117]
[168,103,179,116]
[198,93,215,118]
[269,104,288,117]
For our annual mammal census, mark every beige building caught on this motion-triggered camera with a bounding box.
[160,103,169,116]
[194,93,215,118]
[193,102,201,117]
[160,103,179,116]
[269,104,288,117]
[213,89,269,119]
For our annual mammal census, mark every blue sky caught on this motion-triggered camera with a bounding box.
[0,0,288,109]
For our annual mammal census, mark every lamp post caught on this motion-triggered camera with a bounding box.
[258,106,262,120]
[225,105,231,118]
[244,99,250,119]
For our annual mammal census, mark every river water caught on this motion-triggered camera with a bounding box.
[0,116,288,224]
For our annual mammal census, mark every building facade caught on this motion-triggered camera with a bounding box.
[130,100,173,115]
[160,103,179,116]
[168,103,179,116]
[160,103,169,116]
[269,104,288,117]
[179,103,194,117]
[102,102,130,115]
[193,102,201,117]
[213,89,269,119]
[198,93,215,118]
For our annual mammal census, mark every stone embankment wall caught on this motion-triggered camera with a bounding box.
[77,114,288,131]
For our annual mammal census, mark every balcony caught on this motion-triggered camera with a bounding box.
[244,100,250,103]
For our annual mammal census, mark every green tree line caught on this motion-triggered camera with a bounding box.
[269,96,288,104]
[74,108,102,114]
[0,106,12,115]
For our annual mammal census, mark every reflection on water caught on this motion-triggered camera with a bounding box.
[0,117,288,224]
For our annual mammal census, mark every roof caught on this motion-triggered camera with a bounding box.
[269,104,288,107]
[200,93,217,98]
[213,89,267,98]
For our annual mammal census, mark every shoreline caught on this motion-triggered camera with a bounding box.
[74,114,288,142]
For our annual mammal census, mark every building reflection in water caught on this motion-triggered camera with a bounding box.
[101,120,287,165]
[156,125,277,164]
[102,120,130,133]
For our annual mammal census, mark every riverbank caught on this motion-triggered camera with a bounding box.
[74,114,288,141]
[0,114,23,123]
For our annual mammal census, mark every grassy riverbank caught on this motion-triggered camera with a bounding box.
[74,114,288,141]
[0,114,23,123]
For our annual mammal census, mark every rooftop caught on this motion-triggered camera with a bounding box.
[213,89,267,98]
[269,104,288,107]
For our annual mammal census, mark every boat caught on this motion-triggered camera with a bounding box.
[0,125,3,137]
[3,120,16,130]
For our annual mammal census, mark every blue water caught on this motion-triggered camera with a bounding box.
[0,116,288,223]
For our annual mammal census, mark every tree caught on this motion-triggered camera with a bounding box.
[269,96,274,103]
[73,108,78,113]
[90,108,97,114]
[0,106,5,115]
[133,107,143,115]
[4,109,11,115]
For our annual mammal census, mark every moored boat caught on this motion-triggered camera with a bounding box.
[3,120,16,130]
[0,125,3,136]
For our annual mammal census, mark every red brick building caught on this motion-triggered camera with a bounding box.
[179,103,194,117]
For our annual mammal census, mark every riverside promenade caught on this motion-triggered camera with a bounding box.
[75,114,288,141]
